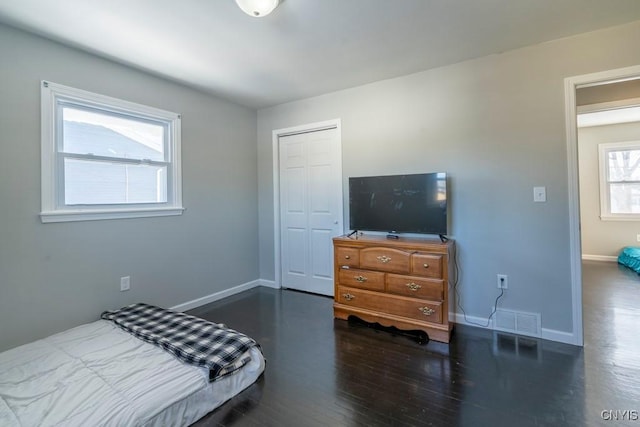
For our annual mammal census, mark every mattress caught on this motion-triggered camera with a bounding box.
[0,319,265,426]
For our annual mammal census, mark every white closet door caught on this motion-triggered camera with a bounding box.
[279,128,342,296]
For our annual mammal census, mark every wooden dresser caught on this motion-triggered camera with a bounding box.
[333,235,454,343]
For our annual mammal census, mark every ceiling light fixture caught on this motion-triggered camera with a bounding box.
[235,0,280,17]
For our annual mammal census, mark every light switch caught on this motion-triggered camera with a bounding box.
[533,186,546,202]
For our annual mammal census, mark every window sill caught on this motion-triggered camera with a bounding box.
[600,214,640,222]
[40,207,185,223]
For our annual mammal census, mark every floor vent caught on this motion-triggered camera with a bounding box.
[494,309,541,338]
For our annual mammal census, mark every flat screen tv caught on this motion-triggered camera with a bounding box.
[349,172,447,236]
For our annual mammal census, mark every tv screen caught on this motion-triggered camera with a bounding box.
[349,172,447,235]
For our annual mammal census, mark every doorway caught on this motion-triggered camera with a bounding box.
[272,120,343,296]
[565,64,640,346]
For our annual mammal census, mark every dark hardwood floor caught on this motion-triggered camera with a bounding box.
[188,264,640,427]
[582,261,640,426]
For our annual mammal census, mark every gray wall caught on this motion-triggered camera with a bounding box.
[0,24,259,352]
[579,121,640,257]
[257,20,640,336]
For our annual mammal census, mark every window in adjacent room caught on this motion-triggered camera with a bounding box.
[40,81,183,222]
[599,141,640,220]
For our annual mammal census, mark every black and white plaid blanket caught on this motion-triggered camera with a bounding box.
[101,303,260,382]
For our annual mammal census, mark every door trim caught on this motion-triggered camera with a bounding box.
[272,119,343,290]
[564,64,640,347]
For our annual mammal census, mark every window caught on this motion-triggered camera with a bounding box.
[599,141,640,220]
[41,81,183,222]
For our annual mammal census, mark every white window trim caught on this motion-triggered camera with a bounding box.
[40,81,184,223]
[598,140,640,221]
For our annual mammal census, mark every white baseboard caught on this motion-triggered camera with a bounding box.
[449,312,578,345]
[450,312,492,329]
[582,254,617,262]
[257,279,279,289]
[540,328,577,345]
[170,279,262,312]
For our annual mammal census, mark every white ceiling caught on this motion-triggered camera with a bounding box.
[2,0,640,109]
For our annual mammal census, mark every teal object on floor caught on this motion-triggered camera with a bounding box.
[617,246,640,273]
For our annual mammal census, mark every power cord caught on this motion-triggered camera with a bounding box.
[451,241,505,328]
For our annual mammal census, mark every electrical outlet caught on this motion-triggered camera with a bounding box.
[636,234,640,242]
[497,274,508,289]
[120,276,131,292]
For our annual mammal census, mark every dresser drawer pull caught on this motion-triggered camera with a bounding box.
[377,255,391,263]
[342,293,355,301]
[418,307,435,316]
[406,282,422,291]
[423,263,429,269]
[354,275,367,283]
[344,255,351,259]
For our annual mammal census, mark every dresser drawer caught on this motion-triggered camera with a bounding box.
[337,286,443,324]
[338,268,385,291]
[386,274,444,300]
[360,247,410,274]
[411,253,443,278]
[335,246,359,268]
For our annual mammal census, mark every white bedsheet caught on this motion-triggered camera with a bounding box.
[0,320,264,427]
